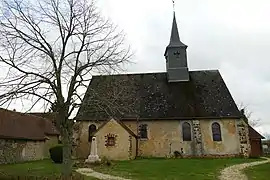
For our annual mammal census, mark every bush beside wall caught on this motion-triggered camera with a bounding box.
[49,145,63,163]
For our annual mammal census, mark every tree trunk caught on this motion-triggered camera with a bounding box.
[60,117,73,179]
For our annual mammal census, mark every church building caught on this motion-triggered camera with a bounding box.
[74,12,252,160]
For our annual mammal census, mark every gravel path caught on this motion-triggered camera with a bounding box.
[76,168,131,180]
[219,157,270,180]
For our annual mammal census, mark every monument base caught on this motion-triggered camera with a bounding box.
[85,155,101,163]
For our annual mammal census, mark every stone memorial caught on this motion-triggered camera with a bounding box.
[85,136,101,163]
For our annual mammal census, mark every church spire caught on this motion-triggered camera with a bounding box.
[167,12,187,50]
[164,8,189,82]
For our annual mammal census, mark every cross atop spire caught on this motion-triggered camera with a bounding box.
[172,0,175,12]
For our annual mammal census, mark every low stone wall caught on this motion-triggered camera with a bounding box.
[0,139,45,164]
[23,141,45,161]
[0,139,25,164]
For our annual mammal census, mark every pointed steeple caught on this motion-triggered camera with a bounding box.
[164,12,189,82]
[167,12,187,48]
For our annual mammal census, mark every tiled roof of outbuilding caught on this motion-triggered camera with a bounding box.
[0,108,59,141]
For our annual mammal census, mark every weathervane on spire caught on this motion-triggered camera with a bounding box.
[172,0,175,12]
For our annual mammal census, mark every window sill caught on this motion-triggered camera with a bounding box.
[106,145,116,147]
[140,138,148,141]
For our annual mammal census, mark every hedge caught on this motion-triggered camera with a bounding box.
[49,145,63,163]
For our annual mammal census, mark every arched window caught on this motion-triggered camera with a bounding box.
[88,124,97,142]
[139,124,148,139]
[182,122,191,141]
[212,122,222,141]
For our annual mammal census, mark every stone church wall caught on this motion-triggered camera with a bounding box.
[75,118,243,160]
[75,120,137,160]
[192,120,203,156]
[200,119,240,157]
[124,120,195,157]
[74,121,103,158]
[94,119,136,160]
[125,119,241,158]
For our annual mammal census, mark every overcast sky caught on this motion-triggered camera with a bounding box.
[97,0,270,134]
[1,0,269,135]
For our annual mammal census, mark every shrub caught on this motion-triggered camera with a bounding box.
[49,145,63,163]
[90,160,102,166]
[88,157,112,167]
[101,156,112,166]
[173,150,182,158]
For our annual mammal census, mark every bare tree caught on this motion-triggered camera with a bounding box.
[0,0,132,177]
[263,133,270,140]
[238,102,261,127]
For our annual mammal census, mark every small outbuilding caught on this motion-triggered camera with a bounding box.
[0,108,59,164]
[248,125,265,157]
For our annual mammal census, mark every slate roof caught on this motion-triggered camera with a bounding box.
[76,70,241,121]
[0,108,59,141]
[166,12,187,51]
[249,125,265,139]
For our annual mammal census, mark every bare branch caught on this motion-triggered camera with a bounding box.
[0,0,133,175]
[238,102,261,127]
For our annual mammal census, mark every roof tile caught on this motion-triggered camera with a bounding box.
[0,108,59,140]
[77,71,241,120]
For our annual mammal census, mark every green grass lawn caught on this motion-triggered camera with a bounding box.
[0,160,98,180]
[93,158,259,180]
[0,158,262,180]
[244,162,270,180]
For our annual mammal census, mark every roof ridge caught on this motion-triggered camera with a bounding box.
[91,69,220,77]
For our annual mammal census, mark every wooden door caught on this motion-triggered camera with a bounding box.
[250,139,262,157]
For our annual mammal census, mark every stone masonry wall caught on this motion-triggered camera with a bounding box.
[124,120,194,157]
[0,139,25,164]
[76,119,242,159]
[95,119,136,160]
[0,139,45,164]
[74,121,103,158]
[192,120,203,156]
[236,119,251,157]
[200,119,240,156]
[128,135,133,159]
[23,141,45,161]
